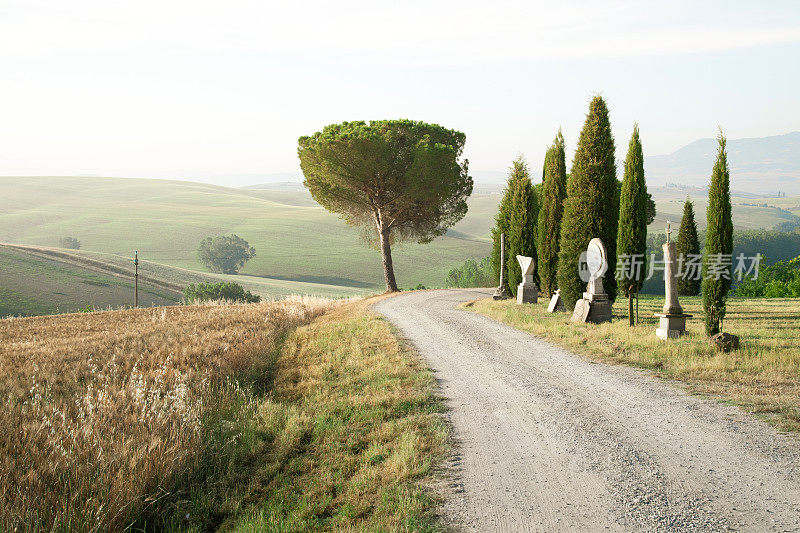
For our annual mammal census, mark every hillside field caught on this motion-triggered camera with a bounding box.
[0,176,496,293]
[0,176,797,316]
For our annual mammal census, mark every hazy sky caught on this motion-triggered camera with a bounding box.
[2,0,799,185]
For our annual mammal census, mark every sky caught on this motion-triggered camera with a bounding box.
[1,0,799,186]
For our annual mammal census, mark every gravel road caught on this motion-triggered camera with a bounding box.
[375,288,800,532]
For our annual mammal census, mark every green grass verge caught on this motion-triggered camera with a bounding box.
[177,298,449,531]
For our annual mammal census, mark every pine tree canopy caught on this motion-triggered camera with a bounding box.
[298,119,472,292]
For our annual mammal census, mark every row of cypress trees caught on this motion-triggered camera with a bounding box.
[491,96,734,336]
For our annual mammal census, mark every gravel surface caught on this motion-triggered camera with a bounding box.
[375,288,800,532]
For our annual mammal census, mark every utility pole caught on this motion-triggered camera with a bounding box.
[134,250,139,308]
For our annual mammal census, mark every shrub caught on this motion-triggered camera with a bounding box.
[57,236,81,249]
[197,234,256,274]
[183,282,261,303]
[446,257,496,288]
[734,256,800,297]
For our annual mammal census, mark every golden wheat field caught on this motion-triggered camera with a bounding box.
[0,296,340,531]
[0,294,448,532]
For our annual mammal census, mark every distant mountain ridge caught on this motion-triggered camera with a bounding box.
[645,131,800,195]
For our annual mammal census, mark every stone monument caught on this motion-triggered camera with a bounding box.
[516,255,538,304]
[571,238,613,324]
[547,289,566,313]
[493,232,510,300]
[655,222,692,339]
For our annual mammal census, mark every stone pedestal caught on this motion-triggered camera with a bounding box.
[547,290,566,313]
[655,238,692,339]
[571,292,612,324]
[517,282,538,304]
[655,313,692,339]
[515,255,538,304]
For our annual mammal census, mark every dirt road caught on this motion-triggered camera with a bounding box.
[375,289,800,532]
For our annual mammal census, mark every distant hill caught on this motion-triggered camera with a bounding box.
[645,132,800,195]
[0,176,495,297]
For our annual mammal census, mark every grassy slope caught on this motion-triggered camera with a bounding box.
[0,245,178,316]
[0,176,493,291]
[0,295,448,532]
[468,295,800,432]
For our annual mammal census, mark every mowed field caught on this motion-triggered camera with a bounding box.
[0,176,497,294]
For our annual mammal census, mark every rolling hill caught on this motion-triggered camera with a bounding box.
[1,175,798,316]
[645,132,800,195]
[0,176,495,299]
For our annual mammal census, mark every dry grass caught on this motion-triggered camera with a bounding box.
[0,294,447,532]
[0,296,341,531]
[220,297,449,531]
[468,295,800,432]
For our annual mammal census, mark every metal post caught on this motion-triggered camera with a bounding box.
[134,251,139,308]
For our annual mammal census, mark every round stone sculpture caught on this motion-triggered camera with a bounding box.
[585,238,608,281]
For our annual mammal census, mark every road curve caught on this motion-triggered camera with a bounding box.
[375,289,800,532]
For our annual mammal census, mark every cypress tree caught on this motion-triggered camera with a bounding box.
[491,158,536,294]
[506,158,539,295]
[676,199,701,296]
[702,133,734,336]
[491,192,512,293]
[537,130,567,297]
[616,124,649,326]
[557,96,619,310]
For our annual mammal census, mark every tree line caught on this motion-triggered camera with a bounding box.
[491,95,735,336]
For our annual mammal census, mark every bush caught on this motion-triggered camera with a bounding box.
[58,236,81,249]
[183,282,261,303]
[446,257,496,288]
[197,235,256,274]
[734,256,800,297]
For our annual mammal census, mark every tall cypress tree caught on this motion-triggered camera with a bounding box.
[557,96,619,310]
[491,158,537,294]
[616,124,649,325]
[702,133,734,335]
[491,189,512,293]
[506,158,539,295]
[676,199,701,296]
[537,130,567,297]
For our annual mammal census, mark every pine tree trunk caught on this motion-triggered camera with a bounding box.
[379,225,399,292]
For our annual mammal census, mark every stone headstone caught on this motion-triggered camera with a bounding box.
[516,255,538,304]
[710,332,739,352]
[547,289,566,313]
[571,298,591,323]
